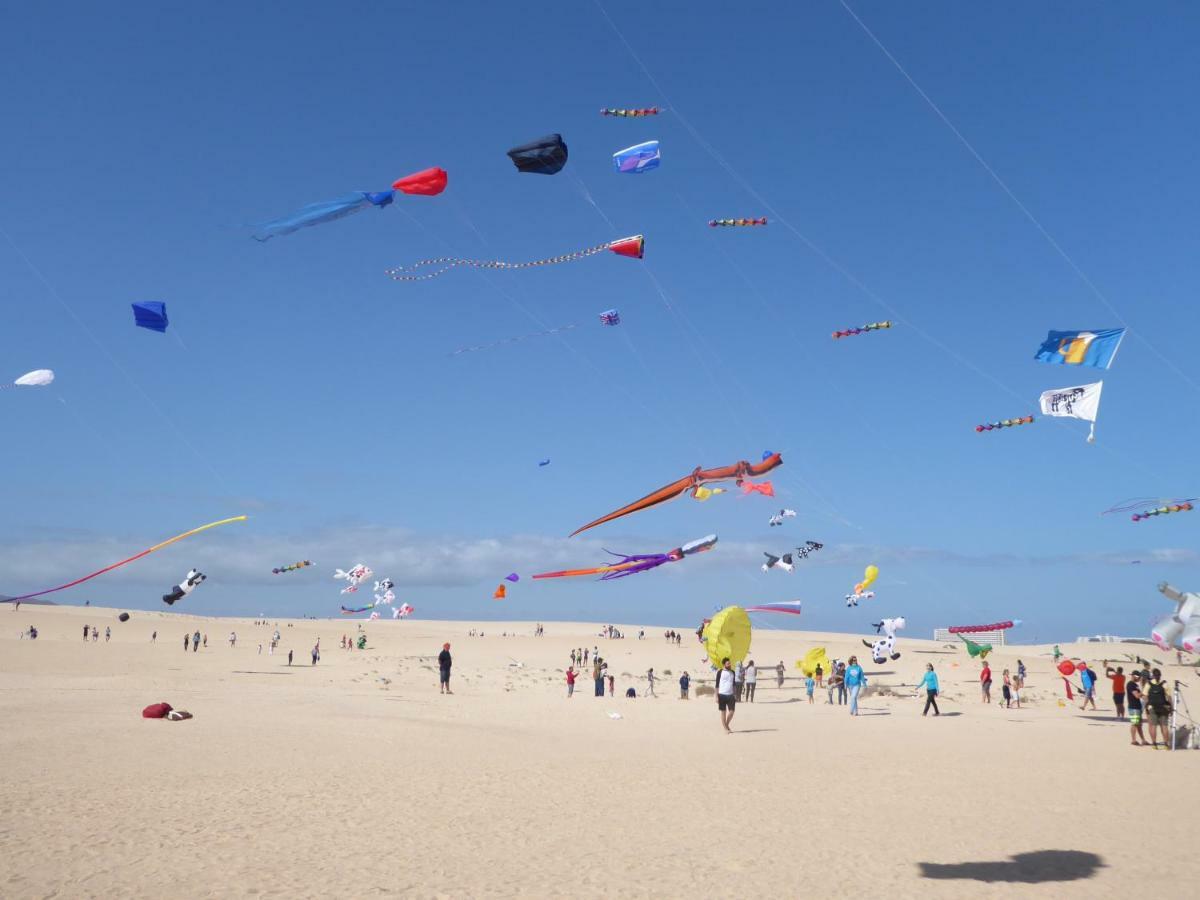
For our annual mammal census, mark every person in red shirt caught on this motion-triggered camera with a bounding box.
[980,661,992,704]
[1105,662,1127,720]
[566,666,577,698]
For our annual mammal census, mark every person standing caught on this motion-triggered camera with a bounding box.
[1144,668,1172,749]
[679,671,690,699]
[104,626,111,642]
[1078,663,1097,711]
[151,630,156,643]
[918,663,940,716]
[229,631,236,648]
[1002,669,1012,708]
[566,666,577,698]
[570,649,577,668]
[744,660,757,702]
[814,663,824,688]
[836,662,848,706]
[1017,659,1027,683]
[192,630,201,652]
[806,673,815,704]
[776,661,785,689]
[437,642,452,693]
[183,633,189,652]
[716,658,737,733]
[202,634,207,648]
[844,656,864,716]
[1105,663,1127,720]
[311,643,319,666]
[91,626,98,642]
[287,649,293,666]
[646,668,656,697]
[1126,676,1147,746]
[980,660,993,704]
[607,673,614,697]
[85,625,90,642]
[735,661,746,701]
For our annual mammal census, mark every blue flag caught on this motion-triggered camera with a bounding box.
[1034,328,1125,369]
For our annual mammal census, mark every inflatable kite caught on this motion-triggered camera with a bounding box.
[1057,660,1078,676]
[948,621,1020,634]
[845,590,874,607]
[795,647,832,677]
[762,553,794,573]
[132,301,168,333]
[795,541,824,560]
[393,602,414,619]
[533,534,717,581]
[538,459,551,467]
[493,583,506,600]
[1152,582,1200,653]
[612,140,660,173]
[333,564,372,594]
[1,515,247,603]
[571,453,783,536]
[741,481,775,497]
[703,605,751,668]
[975,416,1034,432]
[832,321,891,339]
[505,573,520,582]
[118,612,130,622]
[1102,497,1198,522]
[388,235,643,282]
[252,167,447,241]
[601,107,660,117]
[745,600,802,616]
[4,369,54,389]
[341,602,375,615]
[959,635,992,659]
[507,134,568,174]
[854,565,879,594]
[708,218,766,227]
[863,617,905,664]
[599,309,621,326]
[372,579,395,606]
[162,568,206,606]
[768,509,797,527]
[272,560,312,575]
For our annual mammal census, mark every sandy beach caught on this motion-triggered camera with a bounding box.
[1,604,1196,898]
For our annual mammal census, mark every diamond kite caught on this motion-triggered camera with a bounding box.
[612,140,660,173]
[132,301,169,333]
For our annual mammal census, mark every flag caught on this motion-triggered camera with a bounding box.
[1039,381,1103,443]
[1034,328,1125,370]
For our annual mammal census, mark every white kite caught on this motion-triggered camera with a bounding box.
[5,369,55,389]
[393,603,414,619]
[762,552,795,573]
[372,579,395,605]
[1039,381,1103,443]
[768,509,797,527]
[334,564,373,594]
[863,617,906,664]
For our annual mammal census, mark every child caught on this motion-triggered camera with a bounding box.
[1011,673,1021,709]
[805,674,815,704]
[566,666,577,698]
[679,671,690,699]
[1002,669,1012,708]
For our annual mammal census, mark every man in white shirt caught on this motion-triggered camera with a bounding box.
[745,660,758,702]
[716,658,737,733]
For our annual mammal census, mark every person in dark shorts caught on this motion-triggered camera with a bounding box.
[1105,663,1127,720]
[716,658,737,733]
[1126,677,1146,746]
[438,642,453,694]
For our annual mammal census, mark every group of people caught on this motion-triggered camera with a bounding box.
[661,630,683,644]
[978,659,1027,708]
[81,625,107,642]
[1104,662,1175,749]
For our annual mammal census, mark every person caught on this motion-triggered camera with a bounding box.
[979,660,992,703]
[1002,668,1012,708]
[151,630,156,643]
[1078,663,1097,711]
[607,673,614,697]
[310,643,319,666]
[1126,676,1147,746]
[735,661,746,701]
[1053,644,1062,662]
[1144,668,1172,749]
[776,661,785,689]
[104,626,111,642]
[229,631,236,648]
[287,649,293,666]
[1011,671,1022,709]
[844,656,864,716]
[679,671,690,699]
[437,642,452,693]
[814,663,823,688]
[583,648,589,665]
[744,660,757,702]
[646,668,656,697]
[716,657,737,733]
[183,633,189,651]
[805,673,815,704]
[1017,659,1026,683]
[85,625,90,642]
[257,643,262,655]
[192,630,200,652]
[566,666,577,698]
[1105,663,1127,720]
[91,626,98,641]
[570,649,576,667]
[202,634,207,648]
[917,663,941,715]
[836,663,848,706]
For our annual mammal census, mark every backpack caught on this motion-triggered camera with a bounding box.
[1147,680,1170,712]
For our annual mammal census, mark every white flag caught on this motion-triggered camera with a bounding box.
[1039,381,1103,443]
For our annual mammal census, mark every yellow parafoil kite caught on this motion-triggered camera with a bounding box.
[703,605,751,668]
[855,564,879,594]
[795,646,832,676]
[692,486,727,502]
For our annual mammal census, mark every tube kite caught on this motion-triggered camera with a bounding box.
[745,600,803,616]
[387,235,644,282]
[703,606,751,669]
[1102,498,1197,521]
[947,621,1020,634]
[975,416,1034,432]
[341,602,376,615]
[272,560,312,575]
[570,453,783,536]
[533,534,717,581]
[601,107,661,117]
[832,321,891,339]
[2,516,247,603]
[4,369,55,389]
[708,218,766,227]
[452,307,621,357]
[1133,502,1194,523]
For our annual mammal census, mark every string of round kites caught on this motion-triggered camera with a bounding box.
[975,416,1034,433]
[272,560,312,575]
[832,321,891,340]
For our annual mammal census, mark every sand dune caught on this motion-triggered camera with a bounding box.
[1,605,1195,898]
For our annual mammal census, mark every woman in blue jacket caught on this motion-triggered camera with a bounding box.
[918,663,940,716]
[844,656,865,716]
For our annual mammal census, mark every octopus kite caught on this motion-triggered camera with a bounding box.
[709,218,767,227]
[533,534,717,581]
[570,453,783,536]
[388,235,644,282]
[975,416,1034,432]
[832,321,891,339]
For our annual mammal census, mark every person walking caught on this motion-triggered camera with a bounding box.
[918,663,940,716]
[566,666,577,698]
[845,656,864,716]
[716,658,737,733]
[91,626,98,641]
[776,661,785,689]
[229,631,237,648]
[1145,668,1172,749]
[287,649,293,666]
[183,633,189,651]
[1002,669,1012,708]
[735,661,746,701]
[836,662,848,706]
[646,668,657,697]
[1078,663,1097,711]
[151,630,156,643]
[679,671,689,699]
[980,660,993,704]
[192,630,201,652]
[1105,663,1127,720]
[1126,676,1147,746]
[437,642,452,693]
[104,626,111,642]
[744,660,757,702]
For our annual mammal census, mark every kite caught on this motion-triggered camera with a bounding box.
[341,602,375,615]
[959,635,993,659]
[373,579,395,605]
[612,140,660,173]
[533,534,717,581]
[451,308,621,356]
[845,590,874,607]
[393,602,414,619]
[571,453,783,536]
[795,541,824,560]
[708,218,766,227]
[1039,381,1103,443]
[741,481,775,497]
[368,611,381,620]
[1133,503,1194,523]
[1033,328,1125,370]
[599,309,621,326]
[947,621,1021,634]
[691,486,726,501]
[832,321,891,339]
[795,646,832,676]
[761,450,775,461]
[745,600,803,616]
[1102,498,1197,522]
[1057,660,1078,677]
[600,107,661,117]
[4,369,54,389]
[272,560,312,575]
[507,134,568,175]
[1152,582,1200,653]
[493,583,507,600]
[162,569,206,606]
[505,573,520,582]
[762,553,794,573]
[118,612,130,622]
[132,301,169,333]
[975,416,1034,432]
[538,459,551,467]
[387,235,644,282]
[251,167,447,241]
[768,509,797,527]
[702,605,751,669]
[333,564,372,594]
[1,515,247,603]
[863,617,905,664]
[855,565,879,594]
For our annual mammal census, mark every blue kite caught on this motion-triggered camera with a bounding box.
[612,140,660,174]
[131,301,169,333]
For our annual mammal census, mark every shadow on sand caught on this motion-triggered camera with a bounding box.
[919,850,1104,884]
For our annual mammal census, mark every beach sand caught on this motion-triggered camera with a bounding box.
[1,605,1196,898]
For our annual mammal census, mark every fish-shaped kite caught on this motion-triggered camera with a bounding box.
[571,454,783,536]
[534,535,717,581]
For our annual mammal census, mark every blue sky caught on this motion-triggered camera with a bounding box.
[3,1,1199,641]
